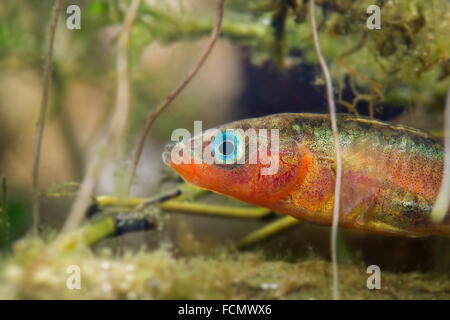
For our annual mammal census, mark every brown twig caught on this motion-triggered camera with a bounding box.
[336,58,383,99]
[32,0,63,236]
[336,58,383,118]
[61,0,141,234]
[310,0,342,300]
[128,0,226,188]
[133,189,182,211]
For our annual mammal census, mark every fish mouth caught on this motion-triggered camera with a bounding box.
[162,142,176,166]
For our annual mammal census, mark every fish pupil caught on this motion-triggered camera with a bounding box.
[219,141,235,156]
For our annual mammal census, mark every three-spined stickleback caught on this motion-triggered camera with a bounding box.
[163,113,450,237]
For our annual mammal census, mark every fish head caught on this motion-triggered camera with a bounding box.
[163,116,311,206]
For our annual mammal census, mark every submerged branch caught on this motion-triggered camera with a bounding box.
[96,195,273,219]
[61,215,156,250]
[310,0,342,300]
[235,216,300,249]
[133,189,182,211]
[32,0,63,236]
[128,0,225,188]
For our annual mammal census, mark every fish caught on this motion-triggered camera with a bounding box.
[163,113,450,237]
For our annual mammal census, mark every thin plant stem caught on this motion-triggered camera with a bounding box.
[128,0,226,188]
[431,88,450,223]
[310,0,342,300]
[96,195,272,219]
[159,202,271,218]
[1,177,8,252]
[133,189,182,211]
[61,0,141,234]
[61,217,116,250]
[235,216,300,249]
[32,0,63,236]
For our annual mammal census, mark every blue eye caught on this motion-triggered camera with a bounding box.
[210,131,244,164]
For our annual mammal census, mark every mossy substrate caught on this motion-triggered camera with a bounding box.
[0,239,448,300]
